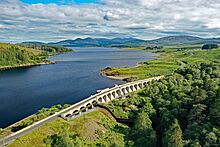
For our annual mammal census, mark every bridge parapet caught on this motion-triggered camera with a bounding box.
[61,76,164,119]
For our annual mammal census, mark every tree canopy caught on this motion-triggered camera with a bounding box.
[106,62,220,146]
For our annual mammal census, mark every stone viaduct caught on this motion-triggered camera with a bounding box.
[60,76,163,120]
[0,76,164,146]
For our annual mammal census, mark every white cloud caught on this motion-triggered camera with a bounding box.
[0,0,220,42]
[138,0,161,7]
[205,19,220,29]
[124,23,150,29]
[174,14,182,20]
[152,24,165,31]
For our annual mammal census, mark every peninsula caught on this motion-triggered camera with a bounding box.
[0,42,72,71]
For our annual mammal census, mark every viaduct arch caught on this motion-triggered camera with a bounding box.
[60,76,163,120]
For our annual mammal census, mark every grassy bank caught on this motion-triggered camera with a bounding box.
[101,45,220,80]
[0,104,70,139]
[8,110,125,147]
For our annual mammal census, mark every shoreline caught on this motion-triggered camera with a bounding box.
[101,72,133,80]
[100,50,162,82]
[100,69,137,82]
[100,60,156,82]
[0,104,70,140]
[0,61,55,71]
[0,112,39,140]
[100,50,160,82]
[0,47,74,72]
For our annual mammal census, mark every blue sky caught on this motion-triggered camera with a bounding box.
[21,0,99,4]
[0,0,220,42]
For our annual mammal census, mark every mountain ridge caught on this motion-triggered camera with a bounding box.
[49,37,145,47]
[22,35,220,47]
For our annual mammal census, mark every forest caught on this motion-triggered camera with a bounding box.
[19,42,72,54]
[42,62,220,147]
[105,62,220,146]
[0,43,37,67]
[0,43,72,67]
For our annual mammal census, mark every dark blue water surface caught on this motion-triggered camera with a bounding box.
[0,47,156,128]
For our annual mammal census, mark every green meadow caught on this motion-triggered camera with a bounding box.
[103,45,220,79]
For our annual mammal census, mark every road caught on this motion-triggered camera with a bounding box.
[0,113,59,147]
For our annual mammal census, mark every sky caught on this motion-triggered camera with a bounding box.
[0,0,220,42]
[21,0,99,4]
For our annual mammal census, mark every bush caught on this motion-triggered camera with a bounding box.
[202,44,218,50]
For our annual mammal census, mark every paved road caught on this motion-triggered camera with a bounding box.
[0,114,59,147]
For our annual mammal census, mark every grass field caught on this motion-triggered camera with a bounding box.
[8,110,119,147]
[103,46,220,79]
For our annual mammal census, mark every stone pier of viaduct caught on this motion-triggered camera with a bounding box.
[60,76,163,120]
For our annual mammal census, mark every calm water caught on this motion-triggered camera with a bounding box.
[0,47,156,128]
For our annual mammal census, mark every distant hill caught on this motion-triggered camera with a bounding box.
[145,36,220,46]
[49,37,146,47]
[20,36,220,48]
[48,36,220,47]
[19,41,45,46]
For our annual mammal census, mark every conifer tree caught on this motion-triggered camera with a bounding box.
[163,119,183,147]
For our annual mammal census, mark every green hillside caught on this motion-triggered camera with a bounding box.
[0,43,44,67]
[0,43,72,69]
[18,42,72,54]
